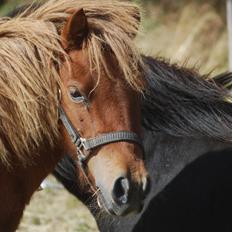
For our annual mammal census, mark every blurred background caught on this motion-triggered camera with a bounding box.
[0,0,228,231]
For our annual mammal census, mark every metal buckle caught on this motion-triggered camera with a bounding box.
[76,137,87,150]
[76,138,88,163]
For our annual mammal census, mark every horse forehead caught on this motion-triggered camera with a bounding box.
[63,50,133,96]
[60,50,91,85]
[69,49,88,65]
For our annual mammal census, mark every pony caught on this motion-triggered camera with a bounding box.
[0,0,150,230]
[54,56,232,232]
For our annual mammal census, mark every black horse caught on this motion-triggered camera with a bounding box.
[54,56,232,232]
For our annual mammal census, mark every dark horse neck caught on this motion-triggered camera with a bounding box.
[133,147,232,232]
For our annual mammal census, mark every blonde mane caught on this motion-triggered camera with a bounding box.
[0,0,146,166]
[0,18,64,166]
[26,0,146,90]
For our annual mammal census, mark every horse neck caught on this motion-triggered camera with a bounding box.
[0,141,64,232]
[142,133,230,194]
[142,56,232,142]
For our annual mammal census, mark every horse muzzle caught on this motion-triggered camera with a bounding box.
[96,174,150,216]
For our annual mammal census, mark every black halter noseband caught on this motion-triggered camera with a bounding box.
[59,106,143,167]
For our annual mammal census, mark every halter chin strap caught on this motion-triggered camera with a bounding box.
[59,107,143,166]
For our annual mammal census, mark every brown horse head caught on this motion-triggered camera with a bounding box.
[59,9,149,216]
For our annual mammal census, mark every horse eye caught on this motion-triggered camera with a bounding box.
[68,86,85,103]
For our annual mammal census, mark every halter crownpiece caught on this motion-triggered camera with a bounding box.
[59,106,143,165]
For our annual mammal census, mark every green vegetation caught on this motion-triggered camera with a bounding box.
[0,0,28,15]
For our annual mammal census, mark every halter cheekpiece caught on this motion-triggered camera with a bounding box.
[59,106,143,167]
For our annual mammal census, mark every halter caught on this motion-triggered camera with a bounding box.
[59,107,143,167]
[59,105,143,193]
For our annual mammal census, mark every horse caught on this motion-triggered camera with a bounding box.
[54,56,232,232]
[0,0,150,230]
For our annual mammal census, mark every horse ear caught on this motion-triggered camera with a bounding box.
[61,9,88,50]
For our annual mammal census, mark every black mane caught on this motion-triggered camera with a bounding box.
[142,56,232,141]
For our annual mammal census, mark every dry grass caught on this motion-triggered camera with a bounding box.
[17,176,99,232]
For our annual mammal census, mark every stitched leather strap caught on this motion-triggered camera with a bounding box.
[59,107,143,155]
[82,131,142,150]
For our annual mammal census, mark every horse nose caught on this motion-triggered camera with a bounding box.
[112,177,130,205]
[112,176,150,205]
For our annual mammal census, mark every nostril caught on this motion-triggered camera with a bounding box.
[142,176,151,198]
[112,177,129,205]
